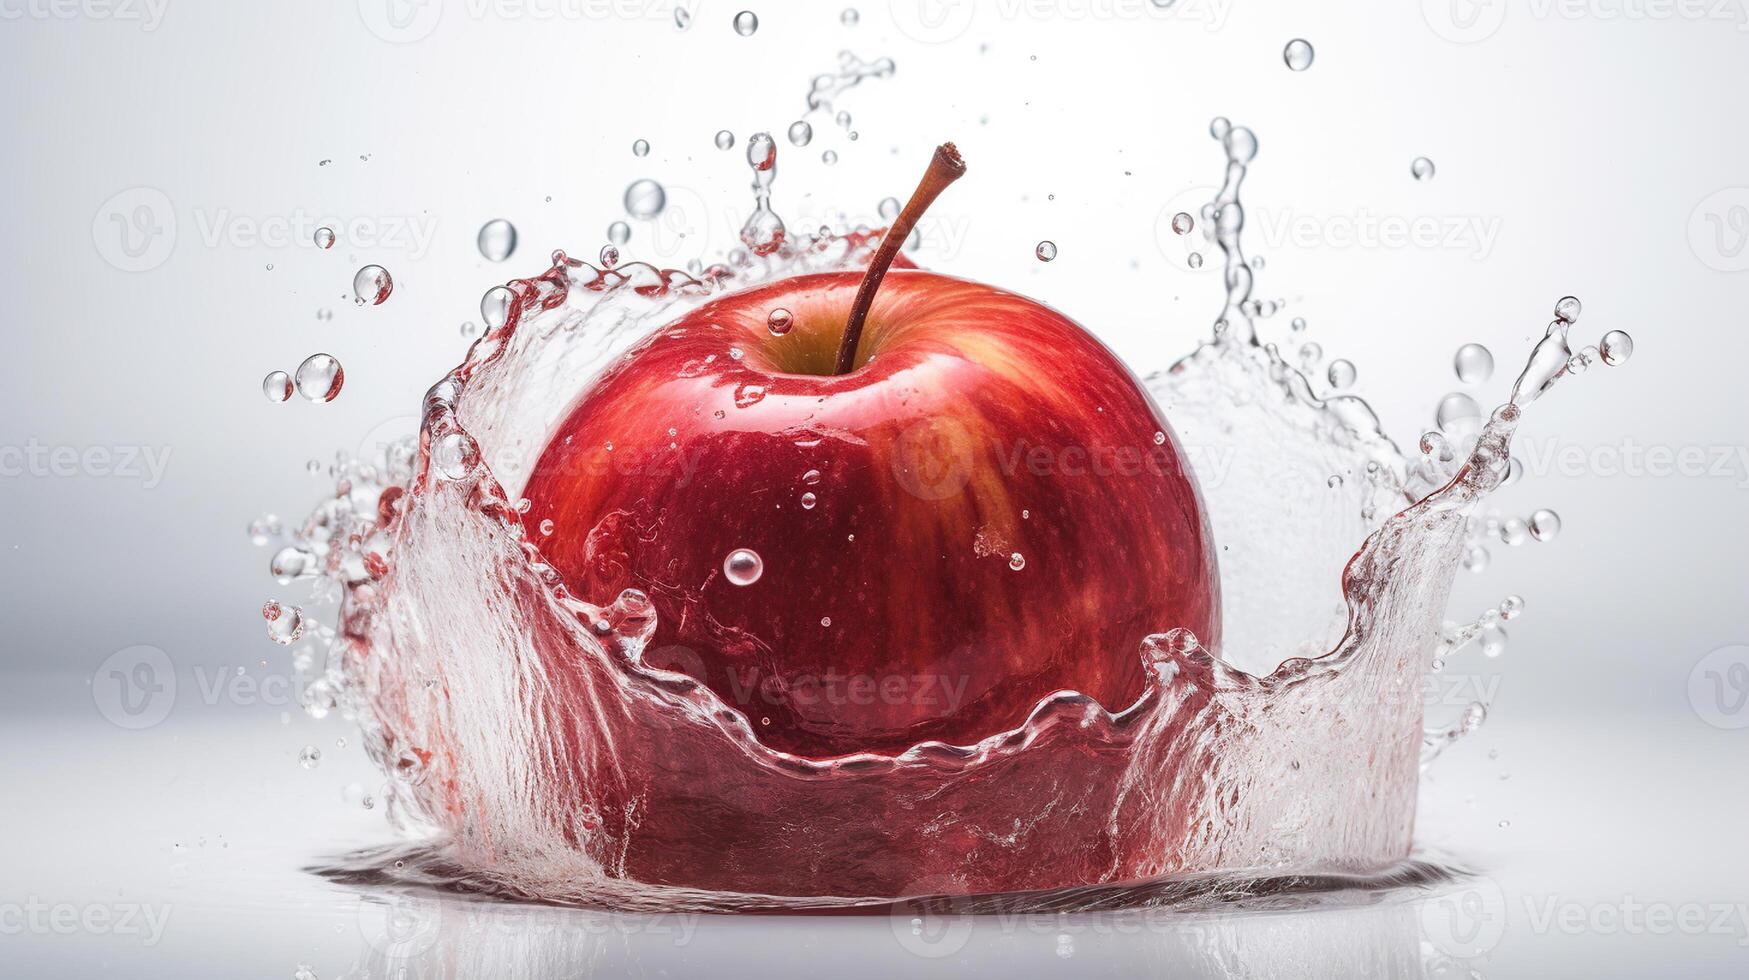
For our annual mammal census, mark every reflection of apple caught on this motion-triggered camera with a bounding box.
[523,145,1219,758]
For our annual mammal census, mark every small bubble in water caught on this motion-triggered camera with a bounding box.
[841,7,859,26]
[1008,552,1026,571]
[1599,330,1634,366]
[821,150,838,165]
[623,179,667,219]
[1554,295,1582,323]
[352,265,392,305]
[1035,240,1057,262]
[632,138,650,157]
[262,371,293,403]
[607,221,631,245]
[767,308,794,335]
[481,285,513,329]
[1171,212,1194,235]
[299,745,322,770]
[433,432,480,481]
[477,219,517,262]
[1528,508,1562,542]
[800,492,817,510]
[714,129,735,150]
[724,548,764,585]
[733,10,758,35]
[1283,39,1314,71]
[787,121,813,147]
[263,600,305,645]
[1454,343,1494,384]
[294,354,344,403]
[314,227,335,249]
[1435,391,1481,432]
[1327,359,1357,389]
[1187,252,1203,269]
[1411,157,1436,181]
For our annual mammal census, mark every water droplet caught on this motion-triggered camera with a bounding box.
[1326,359,1357,389]
[1500,517,1529,547]
[1435,391,1482,432]
[835,110,852,130]
[724,548,763,585]
[714,129,735,150]
[263,600,305,645]
[271,546,313,584]
[481,285,513,329]
[262,371,293,403]
[623,179,667,219]
[1008,552,1026,571]
[599,244,621,268]
[1411,157,1436,182]
[299,745,322,770]
[1479,625,1509,658]
[1153,430,1167,445]
[1035,240,1057,262]
[800,492,817,510]
[767,308,794,336]
[1554,295,1582,324]
[1599,330,1634,366]
[1465,546,1490,573]
[314,227,335,249]
[1454,343,1494,384]
[841,7,859,26]
[1500,595,1525,619]
[539,518,554,536]
[352,265,392,305]
[1171,212,1194,235]
[1298,342,1323,368]
[631,138,650,158]
[786,120,813,147]
[821,150,838,165]
[673,5,691,29]
[1327,475,1343,489]
[433,432,480,481]
[1187,251,1203,269]
[477,219,517,262]
[1283,38,1315,71]
[1528,508,1562,542]
[820,615,832,627]
[294,354,344,403]
[733,10,758,35]
[607,220,631,245]
[801,468,822,485]
[1209,116,1231,140]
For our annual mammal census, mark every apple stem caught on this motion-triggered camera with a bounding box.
[833,142,966,375]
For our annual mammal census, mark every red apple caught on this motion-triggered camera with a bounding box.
[522,145,1219,759]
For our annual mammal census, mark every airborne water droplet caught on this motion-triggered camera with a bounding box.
[787,121,813,147]
[1528,508,1562,542]
[1283,39,1314,71]
[1171,212,1194,235]
[299,745,322,770]
[607,221,631,245]
[352,265,392,305]
[263,600,305,645]
[733,10,758,35]
[1554,295,1582,324]
[623,179,667,219]
[314,227,335,249]
[481,285,513,329]
[1035,240,1057,262]
[714,129,735,150]
[821,150,838,165]
[1454,343,1494,384]
[1187,252,1203,269]
[1435,391,1482,432]
[262,371,293,403]
[724,548,763,585]
[1326,359,1357,389]
[294,354,344,403]
[841,7,859,26]
[1411,157,1436,181]
[477,219,517,262]
[1599,330,1634,366]
[632,138,650,158]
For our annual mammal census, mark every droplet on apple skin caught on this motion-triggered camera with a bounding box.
[724,548,763,585]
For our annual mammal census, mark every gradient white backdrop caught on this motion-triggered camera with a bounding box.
[2,1,1747,976]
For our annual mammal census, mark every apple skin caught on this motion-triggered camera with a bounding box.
[522,269,1219,759]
